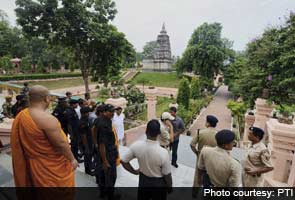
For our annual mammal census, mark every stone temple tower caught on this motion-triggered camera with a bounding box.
[142,23,173,71]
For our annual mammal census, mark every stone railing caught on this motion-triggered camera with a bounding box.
[264,119,295,187]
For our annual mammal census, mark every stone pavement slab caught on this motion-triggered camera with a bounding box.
[189,85,232,137]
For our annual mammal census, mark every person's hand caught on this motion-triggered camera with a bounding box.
[165,120,173,128]
[167,187,173,194]
[71,159,79,171]
[245,168,258,176]
[134,169,140,175]
[194,150,199,156]
[103,161,111,172]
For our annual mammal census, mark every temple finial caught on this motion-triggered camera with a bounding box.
[162,22,166,32]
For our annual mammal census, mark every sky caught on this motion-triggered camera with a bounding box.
[1,0,295,56]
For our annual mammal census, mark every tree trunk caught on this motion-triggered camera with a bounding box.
[82,68,90,93]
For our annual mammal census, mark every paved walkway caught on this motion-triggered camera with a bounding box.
[189,85,232,136]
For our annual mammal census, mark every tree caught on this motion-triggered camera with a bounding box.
[177,23,233,79]
[227,100,247,139]
[15,0,134,92]
[177,78,190,109]
[226,12,295,107]
[142,41,157,59]
[191,76,201,99]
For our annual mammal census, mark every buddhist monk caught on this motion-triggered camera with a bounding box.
[11,85,78,187]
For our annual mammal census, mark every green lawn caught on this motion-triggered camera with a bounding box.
[130,72,180,88]
[28,78,92,90]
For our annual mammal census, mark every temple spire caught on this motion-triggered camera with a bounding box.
[161,23,166,33]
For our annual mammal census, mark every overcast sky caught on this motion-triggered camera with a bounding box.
[2,0,295,55]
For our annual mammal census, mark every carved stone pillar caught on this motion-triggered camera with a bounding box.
[264,119,295,186]
[254,98,274,142]
[145,87,158,121]
[242,113,255,148]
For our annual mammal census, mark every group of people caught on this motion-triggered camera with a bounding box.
[1,83,30,119]
[9,84,274,200]
[189,115,274,197]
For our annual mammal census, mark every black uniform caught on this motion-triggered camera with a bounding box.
[79,114,94,174]
[97,116,118,199]
[52,104,68,135]
[66,107,80,159]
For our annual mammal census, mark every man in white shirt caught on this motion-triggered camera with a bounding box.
[112,107,125,145]
[121,119,172,200]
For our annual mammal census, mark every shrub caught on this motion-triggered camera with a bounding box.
[191,76,201,99]
[177,78,190,109]
[0,73,81,81]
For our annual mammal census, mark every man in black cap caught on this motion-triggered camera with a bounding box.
[97,104,120,200]
[197,129,242,187]
[92,105,106,185]
[79,106,95,175]
[242,127,273,187]
[190,115,218,190]
[11,94,27,118]
[52,97,69,135]
[66,98,81,162]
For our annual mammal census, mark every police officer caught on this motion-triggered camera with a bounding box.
[242,127,273,187]
[97,104,120,200]
[198,129,242,187]
[79,106,95,175]
[190,115,218,192]
[52,97,68,135]
[92,105,106,186]
[66,99,82,162]
[2,96,13,118]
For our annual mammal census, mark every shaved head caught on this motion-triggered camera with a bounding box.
[29,85,50,103]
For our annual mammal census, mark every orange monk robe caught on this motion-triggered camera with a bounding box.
[11,108,75,187]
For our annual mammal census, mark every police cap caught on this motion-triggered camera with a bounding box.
[69,98,79,104]
[249,126,264,140]
[80,107,92,114]
[215,129,235,145]
[206,115,218,127]
[16,94,25,101]
[58,96,67,102]
[104,104,115,112]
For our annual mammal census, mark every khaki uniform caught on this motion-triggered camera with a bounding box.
[198,146,242,187]
[2,102,13,118]
[242,142,273,187]
[158,120,171,148]
[190,127,217,187]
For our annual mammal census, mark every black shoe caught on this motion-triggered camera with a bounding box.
[172,163,178,168]
[85,169,95,176]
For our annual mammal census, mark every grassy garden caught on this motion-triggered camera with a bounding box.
[130,72,181,88]
[28,78,86,90]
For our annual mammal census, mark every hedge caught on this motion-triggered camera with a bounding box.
[0,73,82,81]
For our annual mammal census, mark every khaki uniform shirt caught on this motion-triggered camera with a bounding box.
[242,142,273,187]
[191,127,217,152]
[198,146,242,187]
[158,120,171,146]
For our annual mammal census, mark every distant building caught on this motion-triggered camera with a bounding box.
[142,24,172,72]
